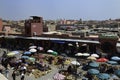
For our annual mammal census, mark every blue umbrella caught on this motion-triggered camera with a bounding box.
[111,56,120,61]
[23,51,32,55]
[114,70,120,77]
[107,61,118,65]
[89,62,99,68]
[88,69,99,75]
[11,51,20,54]
[97,73,110,80]
[21,56,29,59]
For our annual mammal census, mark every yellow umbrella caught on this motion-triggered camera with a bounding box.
[7,52,16,56]
[87,56,96,60]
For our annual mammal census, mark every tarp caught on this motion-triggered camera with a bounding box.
[0,73,8,80]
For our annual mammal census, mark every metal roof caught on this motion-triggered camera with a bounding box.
[3,36,100,44]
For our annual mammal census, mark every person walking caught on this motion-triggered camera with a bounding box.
[12,71,16,80]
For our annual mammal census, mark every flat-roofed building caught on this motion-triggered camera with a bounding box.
[25,16,43,36]
[0,18,3,32]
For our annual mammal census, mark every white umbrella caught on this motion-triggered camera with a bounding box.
[29,46,37,49]
[82,44,87,46]
[53,73,65,80]
[68,43,73,46]
[82,53,90,56]
[71,61,80,65]
[29,48,37,53]
[91,54,99,58]
[47,50,54,53]
[37,47,43,51]
[75,53,83,56]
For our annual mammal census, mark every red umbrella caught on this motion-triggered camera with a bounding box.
[96,58,108,62]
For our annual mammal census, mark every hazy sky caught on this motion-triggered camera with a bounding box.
[0,0,120,20]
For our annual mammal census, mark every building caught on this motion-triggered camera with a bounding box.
[0,18,3,32]
[25,16,43,36]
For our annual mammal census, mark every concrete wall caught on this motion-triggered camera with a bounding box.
[0,19,3,31]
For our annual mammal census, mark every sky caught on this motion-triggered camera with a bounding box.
[0,0,120,20]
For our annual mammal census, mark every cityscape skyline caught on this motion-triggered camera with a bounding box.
[0,0,120,20]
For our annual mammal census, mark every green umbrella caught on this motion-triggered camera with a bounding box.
[51,51,58,55]
[28,57,35,62]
